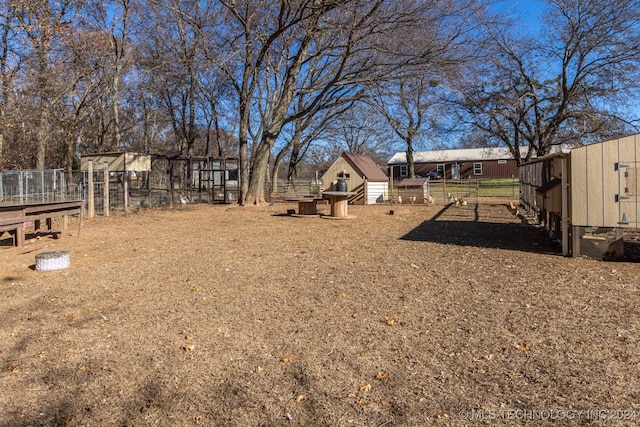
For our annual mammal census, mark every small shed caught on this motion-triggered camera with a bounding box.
[80,152,153,214]
[520,133,640,258]
[396,178,430,203]
[321,152,389,204]
[80,152,151,173]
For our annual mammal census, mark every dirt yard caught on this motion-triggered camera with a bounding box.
[1,201,640,426]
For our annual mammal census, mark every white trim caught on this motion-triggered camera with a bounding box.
[473,162,483,175]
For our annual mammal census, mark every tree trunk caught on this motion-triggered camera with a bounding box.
[112,73,122,150]
[244,141,272,205]
[406,139,415,178]
[36,106,49,169]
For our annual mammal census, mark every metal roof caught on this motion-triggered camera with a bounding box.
[343,152,389,181]
[388,146,530,164]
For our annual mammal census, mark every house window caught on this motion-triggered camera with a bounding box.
[497,160,507,165]
[337,171,350,179]
[436,164,444,175]
[399,165,408,177]
[474,163,483,175]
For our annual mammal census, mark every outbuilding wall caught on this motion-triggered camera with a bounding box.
[571,134,640,227]
[365,181,388,204]
[320,156,364,193]
[80,152,151,172]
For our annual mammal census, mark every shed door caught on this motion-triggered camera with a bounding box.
[366,182,388,204]
[451,163,460,180]
[617,163,640,226]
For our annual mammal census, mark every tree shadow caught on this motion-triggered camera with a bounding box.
[400,203,561,255]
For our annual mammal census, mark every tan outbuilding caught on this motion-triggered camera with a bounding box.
[520,133,640,258]
[321,152,389,204]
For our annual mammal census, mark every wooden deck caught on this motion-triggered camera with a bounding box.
[0,201,84,247]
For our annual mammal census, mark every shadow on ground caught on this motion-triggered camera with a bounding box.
[400,203,561,255]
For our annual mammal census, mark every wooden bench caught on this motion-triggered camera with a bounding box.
[0,201,84,248]
[0,210,27,247]
[286,197,324,216]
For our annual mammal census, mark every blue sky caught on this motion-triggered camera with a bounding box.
[495,0,546,34]
[515,1,546,33]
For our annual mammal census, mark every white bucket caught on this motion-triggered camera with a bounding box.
[35,250,70,271]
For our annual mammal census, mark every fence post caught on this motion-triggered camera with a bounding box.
[363,177,368,205]
[103,162,110,216]
[123,171,129,212]
[88,161,95,218]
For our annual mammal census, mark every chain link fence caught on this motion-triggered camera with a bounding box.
[0,169,84,206]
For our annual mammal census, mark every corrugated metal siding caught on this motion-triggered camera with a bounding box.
[396,160,519,180]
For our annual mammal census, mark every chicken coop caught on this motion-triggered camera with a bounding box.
[80,152,152,215]
[321,152,389,204]
[395,178,430,204]
[520,133,640,258]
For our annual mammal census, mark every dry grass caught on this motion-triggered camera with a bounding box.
[1,201,640,426]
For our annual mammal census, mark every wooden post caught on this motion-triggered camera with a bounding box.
[87,161,95,218]
[363,177,368,205]
[103,162,110,216]
[572,225,582,258]
[561,155,569,256]
[389,166,394,201]
[123,170,129,212]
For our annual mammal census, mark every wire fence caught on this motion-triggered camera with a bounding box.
[0,169,84,206]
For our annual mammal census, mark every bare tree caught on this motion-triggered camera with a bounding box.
[137,0,205,156]
[214,0,466,205]
[370,77,441,178]
[323,102,395,157]
[85,0,133,150]
[457,0,640,163]
[0,1,19,166]
[16,0,84,169]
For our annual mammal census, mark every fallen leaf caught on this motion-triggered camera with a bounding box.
[385,315,395,326]
[191,286,201,292]
[375,371,389,380]
[337,292,346,298]
[282,357,292,363]
[295,394,306,403]
[360,383,371,392]
[515,342,530,352]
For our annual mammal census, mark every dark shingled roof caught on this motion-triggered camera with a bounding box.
[342,152,388,182]
[397,178,429,187]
